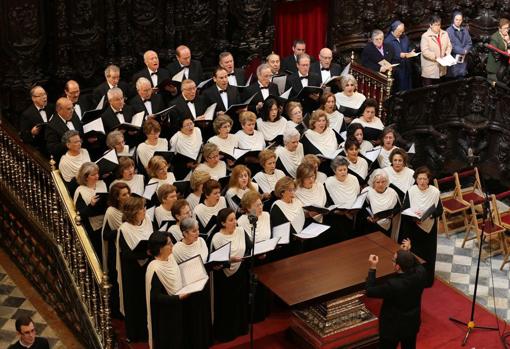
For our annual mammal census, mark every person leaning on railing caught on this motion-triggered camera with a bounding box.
[486,17,510,82]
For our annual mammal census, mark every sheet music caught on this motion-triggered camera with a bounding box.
[131,111,145,127]
[295,223,329,239]
[340,131,347,141]
[350,191,368,210]
[253,237,280,256]
[197,78,213,89]
[96,95,105,110]
[408,143,416,154]
[436,55,457,67]
[272,222,290,244]
[172,69,185,82]
[280,88,292,100]
[233,148,250,159]
[154,106,174,116]
[272,75,287,95]
[143,182,158,200]
[207,242,231,263]
[340,63,351,77]
[364,146,381,163]
[83,117,105,134]
[401,207,421,219]
[96,149,118,165]
[176,255,209,295]
[407,52,421,58]
[204,103,217,121]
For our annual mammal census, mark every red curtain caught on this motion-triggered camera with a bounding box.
[273,0,329,59]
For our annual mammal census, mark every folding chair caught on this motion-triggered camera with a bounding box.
[457,167,485,206]
[462,198,505,260]
[491,191,510,269]
[434,174,470,237]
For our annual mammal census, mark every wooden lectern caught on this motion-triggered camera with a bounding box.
[256,232,400,348]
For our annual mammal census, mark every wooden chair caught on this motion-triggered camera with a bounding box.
[462,198,505,260]
[434,174,470,237]
[350,52,394,123]
[491,191,510,269]
[457,167,485,206]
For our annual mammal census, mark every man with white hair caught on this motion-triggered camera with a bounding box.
[129,77,166,116]
[310,47,342,83]
[45,97,82,160]
[132,50,170,88]
[20,85,54,148]
[242,63,279,112]
[101,87,135,135]
[92,64,133,107]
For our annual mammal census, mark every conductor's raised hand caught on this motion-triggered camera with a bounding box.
[368,254,379,269]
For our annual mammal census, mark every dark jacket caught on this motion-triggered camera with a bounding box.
[92,80,133,107]
[128,93,166,115]
[361,42,397,73]
[45,113,83,161]
[241,82,280,113]
[19,103,55,148]
[131,67,171,88]
[310,61,342,82]
[366,264,427,339]
[166,59,204,84]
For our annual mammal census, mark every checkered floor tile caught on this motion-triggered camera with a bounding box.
[436,233,510,322]
[0,265,63,348]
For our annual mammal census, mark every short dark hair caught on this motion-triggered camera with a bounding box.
[108,182,130,208]
[260,97,281,122]
[217,207,235,228]
[359,98,378,116]
[414,166,432,180]
[203,179,221,197]
[15,316,33,333]
[344,137,359,150]
[148,231,171,257]
[395,249,418,272]
[429,14,442,25]
[293,39,306,47]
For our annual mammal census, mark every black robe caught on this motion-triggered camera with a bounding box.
[399,194,443,288]
[212,233,251,342]
[149,273,183,349]
[119,235,149,342]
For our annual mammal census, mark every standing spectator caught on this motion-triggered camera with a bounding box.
[486,18,510,82]
[420,15,452,86]
[446,11,472,78]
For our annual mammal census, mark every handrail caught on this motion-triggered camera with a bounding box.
[51,168,104,283]
[0,120,112,348]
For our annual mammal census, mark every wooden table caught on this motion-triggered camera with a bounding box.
[255,232,400,349]
[256,231,399,307]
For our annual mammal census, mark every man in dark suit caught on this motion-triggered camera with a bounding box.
[266,53,282,76]
[366,244,427,349]
[45,97,83,161]
[310,48,342,83]
[132,50,170,89]
[167,45,204,84]
[361,29,397,74]
[92,64,133,107]
[285,53,322,113]
[19,86,54,149]
[101,87,135,135]
[170,79,210,138]
[280,39,306,74]
[129,77,166,116]
[201,67,243,130]
[219,51,246,87]
[242,63,279,113]
[64,80,92,120]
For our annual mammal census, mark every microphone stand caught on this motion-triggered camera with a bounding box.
[449,174,498,346]
[247,213,258,349]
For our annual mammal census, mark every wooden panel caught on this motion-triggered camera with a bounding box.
[255,232,398,307]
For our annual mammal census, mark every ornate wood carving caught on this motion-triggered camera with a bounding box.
[386,77,510,185]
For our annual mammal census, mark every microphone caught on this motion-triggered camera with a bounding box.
[248,208,258,224]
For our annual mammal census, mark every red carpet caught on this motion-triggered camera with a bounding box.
[115,278,509,349]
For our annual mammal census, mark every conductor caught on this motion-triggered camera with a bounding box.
[366,240,427,349]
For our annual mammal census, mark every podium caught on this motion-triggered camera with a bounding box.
[255,232,399,348]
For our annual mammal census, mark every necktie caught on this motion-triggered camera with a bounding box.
[39,107,46,112]
[300,76,308,80]
[151,71,157,76]
[219,90,227,94]
[186,99,195,104]
[321,68,330,71]
[260,86,269,90]
[228,73,235,76]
